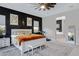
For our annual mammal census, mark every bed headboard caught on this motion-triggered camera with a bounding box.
[11,29,32,35]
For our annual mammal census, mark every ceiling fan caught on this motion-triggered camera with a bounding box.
[35,3,56,11]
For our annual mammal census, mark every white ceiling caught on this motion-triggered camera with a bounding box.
[0,3,79,17]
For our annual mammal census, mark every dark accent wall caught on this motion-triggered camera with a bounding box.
[0,6,42,44]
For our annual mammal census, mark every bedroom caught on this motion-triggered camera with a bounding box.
[0,3,79,56]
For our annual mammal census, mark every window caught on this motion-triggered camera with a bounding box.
[33,20,39,33]
[0,15,6,35]
[0,25,6,35]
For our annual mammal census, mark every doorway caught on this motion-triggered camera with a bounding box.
[68,25,76,45]
[56,16,66,43]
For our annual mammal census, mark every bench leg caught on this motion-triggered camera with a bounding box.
[31,48,33,55]
[40,45,42,50]
[21,50,23,56]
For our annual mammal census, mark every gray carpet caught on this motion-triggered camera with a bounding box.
[0,42,74,56]
[38,42,73,56]
[0,46,42,56]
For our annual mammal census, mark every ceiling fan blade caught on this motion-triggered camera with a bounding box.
[49,5,54,7]
[50,3,56,5]
[39,8,41,11]
[45,5,50,10]
[35,7,38,9]
[47,7,50,10]
[43,9,46,11]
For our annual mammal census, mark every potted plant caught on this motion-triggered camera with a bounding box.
[0,27,3,38]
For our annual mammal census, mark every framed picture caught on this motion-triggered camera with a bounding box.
[10,14,18,25]
[27,17,32,26]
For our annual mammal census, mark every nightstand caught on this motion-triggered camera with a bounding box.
[0,37,10,48]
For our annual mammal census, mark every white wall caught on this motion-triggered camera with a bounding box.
[43,15,56,41]
[43,8,79,44]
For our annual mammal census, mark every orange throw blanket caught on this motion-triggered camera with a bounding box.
[16,34,45,45]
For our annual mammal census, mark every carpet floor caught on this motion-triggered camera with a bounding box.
[0,41,77,56]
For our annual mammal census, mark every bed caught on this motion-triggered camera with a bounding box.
[11,29,46,55]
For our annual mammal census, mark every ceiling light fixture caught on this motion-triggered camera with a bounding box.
[35,3,56,11]
[40,5,45,9]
